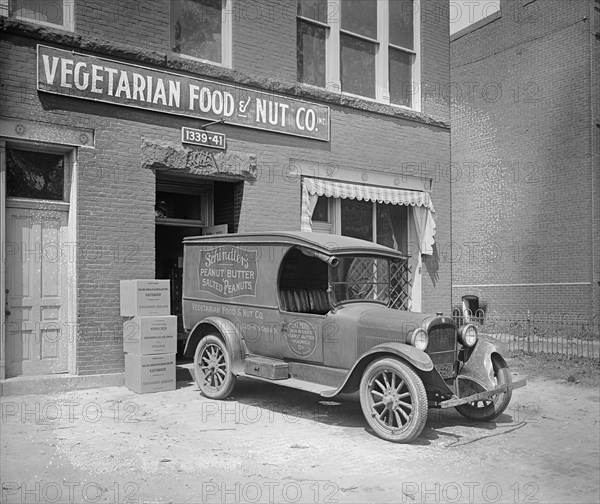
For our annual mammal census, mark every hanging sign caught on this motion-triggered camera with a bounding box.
[182,127,226,150]
[37,45,330,141]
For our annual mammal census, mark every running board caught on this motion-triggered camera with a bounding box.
[239,373,338,396]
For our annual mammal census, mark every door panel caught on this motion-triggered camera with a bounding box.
[281,313,325,364]
[5,206,69,377]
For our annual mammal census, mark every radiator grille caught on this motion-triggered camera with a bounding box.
[427,324,457,378]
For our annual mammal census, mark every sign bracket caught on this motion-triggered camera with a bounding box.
[201,118,225,130]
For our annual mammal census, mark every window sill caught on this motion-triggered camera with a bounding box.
[11,16,72,31]
[6,197,69,210]
[155,217,206,227]
[174,52,228,69]
[339,89,420,114]
[298,83,419,114]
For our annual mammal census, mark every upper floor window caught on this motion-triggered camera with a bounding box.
[170,0,232,67]
[2,0,74,31]
[297,0,420,109]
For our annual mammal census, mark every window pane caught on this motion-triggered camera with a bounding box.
[9,0,64,26]
[171,0,222,63]
[156,191,205,221]
[297,0,328,23]
[376,205,395,249]
[377,204,408,253]
[390,0,414,50]
[340,35,376,98]
[7,149,65,200]
[389,48,413,107]
[341,0,377,39]
[312,196,329,222]
[341,199,373,242]
[297,21,326,87]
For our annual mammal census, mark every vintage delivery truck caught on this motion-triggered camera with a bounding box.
[182,232,525,443]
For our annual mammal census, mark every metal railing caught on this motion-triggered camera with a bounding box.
[452,310,600,359]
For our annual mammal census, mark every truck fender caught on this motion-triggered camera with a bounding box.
[183,317,247,376]
[457,337,507,392]
[321,342,433,398]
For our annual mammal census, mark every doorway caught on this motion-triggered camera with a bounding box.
[155,173,238,344]
[3,146,74,377]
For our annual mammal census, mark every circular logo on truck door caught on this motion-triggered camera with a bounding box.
[286,319,317,358]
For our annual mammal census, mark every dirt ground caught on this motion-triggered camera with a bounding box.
[1,356,599,504]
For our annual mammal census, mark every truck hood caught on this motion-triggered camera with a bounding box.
[332,303,434,341]
[357,305,431,334]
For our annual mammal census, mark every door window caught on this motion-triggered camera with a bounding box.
[6,148,65,200]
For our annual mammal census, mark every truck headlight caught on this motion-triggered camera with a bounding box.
[408,328,429,351]
[458,324,478,347]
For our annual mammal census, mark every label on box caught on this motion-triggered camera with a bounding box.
[125,353,176,394]
[120,280,170,316]
[123,316,177,355]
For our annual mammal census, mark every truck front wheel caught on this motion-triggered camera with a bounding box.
[359,358,428,443]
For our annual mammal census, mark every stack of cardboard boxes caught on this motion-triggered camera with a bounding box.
[120,280,177,393]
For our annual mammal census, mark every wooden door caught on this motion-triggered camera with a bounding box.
[5,204,69,376]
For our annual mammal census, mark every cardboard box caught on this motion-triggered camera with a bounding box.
[125,353,176,394]
[120,280,170,317]
[123,316,177,355]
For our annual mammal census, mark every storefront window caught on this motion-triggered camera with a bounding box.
[315,196,408,254]
[341,199,373,242]
[170,0,226,65]
[6,148,65,201]
[377,204,408,254]
[312,196,329,222]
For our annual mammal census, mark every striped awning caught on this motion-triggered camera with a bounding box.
[303,177,435,210]
[301,177,437,255]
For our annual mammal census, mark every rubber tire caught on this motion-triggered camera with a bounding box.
[193,334,236,399]
[455,363,512,421]
[359,358,428,443]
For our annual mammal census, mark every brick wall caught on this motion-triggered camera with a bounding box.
[421,0,451,122]
[450,0,599,319]
[1,0,451,375]
[232,0,296,80]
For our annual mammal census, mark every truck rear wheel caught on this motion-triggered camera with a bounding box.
[359,358,428,443]
[194,334,236,399]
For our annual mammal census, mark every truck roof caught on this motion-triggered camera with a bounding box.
[183,231,407,259]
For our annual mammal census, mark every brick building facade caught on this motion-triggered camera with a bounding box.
[450,0,600,321]
[0,0,451,381]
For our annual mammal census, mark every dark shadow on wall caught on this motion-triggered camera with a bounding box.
[423,244,440,287]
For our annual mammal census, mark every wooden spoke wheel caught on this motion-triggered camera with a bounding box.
[360,358,428,443]
[194,334,236,399]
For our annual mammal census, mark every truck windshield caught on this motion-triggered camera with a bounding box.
[330,256,396,306]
